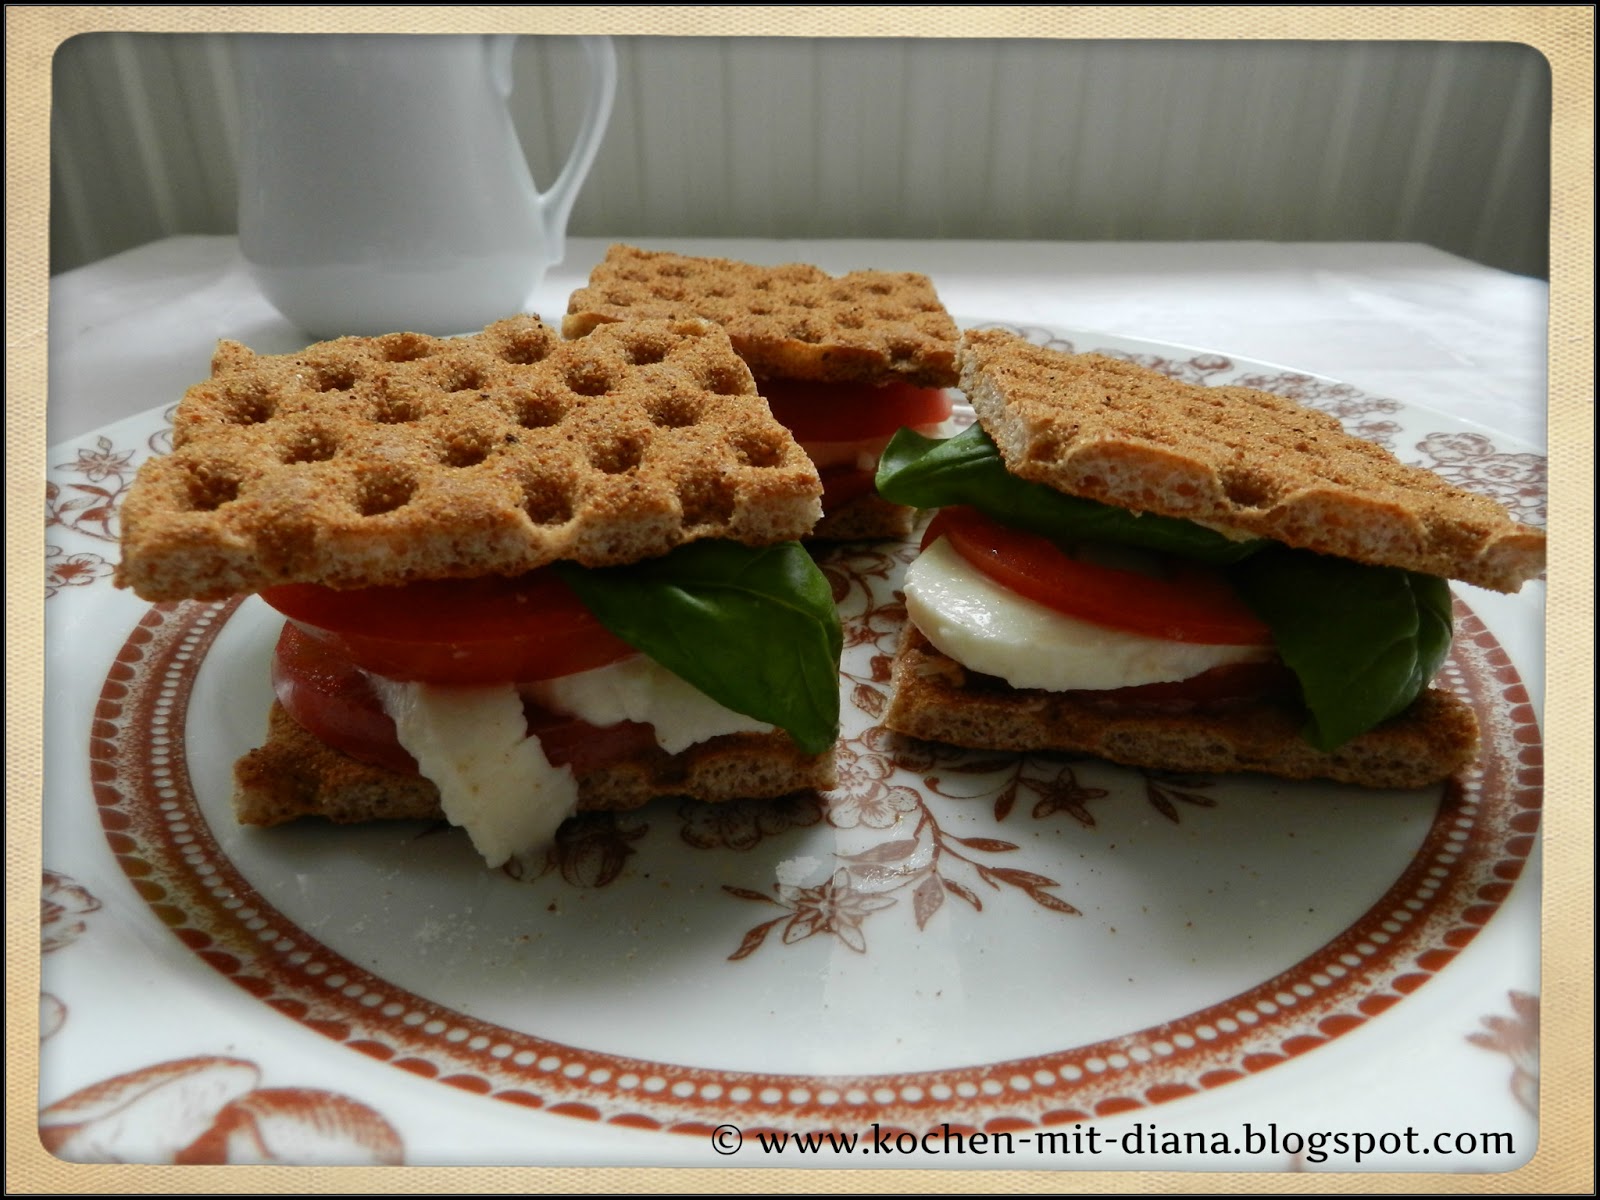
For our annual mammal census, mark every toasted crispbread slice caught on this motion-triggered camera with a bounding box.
[115,316,822,601]
[806,478,919,542]
[810,491,918,542]
[563,244,960,388]
[958,328,1546,593]
[566,245,960,542]
[884,625,1479,790]
[234,701,836,828]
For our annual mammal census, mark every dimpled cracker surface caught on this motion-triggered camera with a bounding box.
[564,244,959,387]
[116,316,823,601]
[959,329,1546,594]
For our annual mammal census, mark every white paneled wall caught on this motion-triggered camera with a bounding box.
[49,34,1551,277]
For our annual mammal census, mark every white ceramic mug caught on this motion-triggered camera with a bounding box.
[236,34,615,338]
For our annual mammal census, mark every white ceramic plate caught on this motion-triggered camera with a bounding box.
[39,324,1544,1170]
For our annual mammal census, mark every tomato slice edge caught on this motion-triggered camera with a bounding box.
[924,506,1273,646]
[272,623,660,777]
[261,569,637,685]
[762,379,954,444]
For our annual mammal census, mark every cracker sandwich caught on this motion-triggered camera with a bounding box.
[116,315,842,866]
[876,328,1546,789]
[564,244,960,541]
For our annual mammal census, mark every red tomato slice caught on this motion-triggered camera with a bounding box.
[522,706,661,776]
[923,506,1273,646]
[762,380,954,444]
[260,570,636,685]
[1068,661,1298,714]
[272,621,418,774]
[272,623,660,777]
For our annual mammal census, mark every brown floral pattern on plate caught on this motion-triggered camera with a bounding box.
[42,870,101,953]
[1468,990,1539,1117]
[38,867,406,1165]
[45,437,138,546]
[1418,432,1548,529]
[40,1056,404,1165]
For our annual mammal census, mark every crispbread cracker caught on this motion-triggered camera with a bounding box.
[116,316,822,601]
[564,244,960,387]
[885,626,1479,790]
[811,491,917,542]
[566,244,958,541]
[959,328,1546,593]
[234,702,836,828]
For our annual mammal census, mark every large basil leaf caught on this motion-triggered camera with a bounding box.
[876,425,1269,564]
[1229,550,1453,751]
[554,541,842,756]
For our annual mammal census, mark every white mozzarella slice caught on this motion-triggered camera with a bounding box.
[903,537,1273,692]
[800,413,960,471]
[370,656,774,867]
[523,655,774,754]
[370,679,576,869]
[796,439,885,472]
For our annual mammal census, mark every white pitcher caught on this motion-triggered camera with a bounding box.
[236,34,615,338]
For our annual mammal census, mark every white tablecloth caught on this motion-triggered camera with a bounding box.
[47,236,1548,453]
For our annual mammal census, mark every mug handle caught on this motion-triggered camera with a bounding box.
[497,35,617,270]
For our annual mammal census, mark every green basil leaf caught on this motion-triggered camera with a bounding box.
[1229,549,1453,751]
[876,424,1269,564]
[554,541,842,756]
